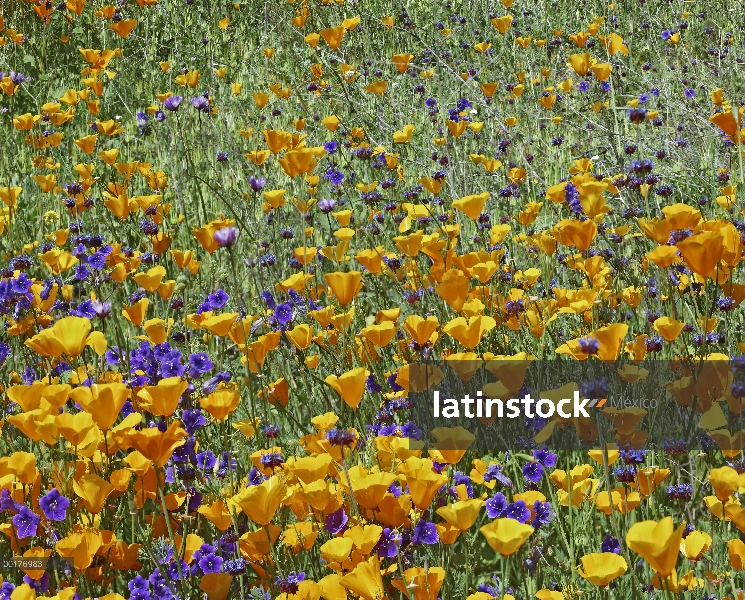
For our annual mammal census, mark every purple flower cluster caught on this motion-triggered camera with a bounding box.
[325,507,348,534]
[482,463,514,489]
[485,492,553,528]
[276,572,305,595]
[0,272,34,317]
[39,488,70,521]
[666,483,693,500]
[196,289,229,314]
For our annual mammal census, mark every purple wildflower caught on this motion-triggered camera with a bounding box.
[522,462,544,483]
[163,95,183,111]
[38,489,70,521]
[325,507,349,534]
[214,227,238,248]
[411,519,439,545]
[12,505,40,538]
[249,176,266,192]
[485,492,508,518]
[602,534,621,554]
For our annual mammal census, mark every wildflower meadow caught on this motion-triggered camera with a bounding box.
[1,0,745,598]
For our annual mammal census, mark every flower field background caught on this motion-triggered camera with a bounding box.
[1,0,745,598]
